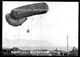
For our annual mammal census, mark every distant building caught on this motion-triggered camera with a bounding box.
[11,50,30,54]
[30,50,50,56]
[11,47,20,51]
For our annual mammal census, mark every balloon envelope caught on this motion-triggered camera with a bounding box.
[5,3,49,26]
[10,3,49,20]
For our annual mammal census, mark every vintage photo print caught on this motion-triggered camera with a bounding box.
[2,1,78,56]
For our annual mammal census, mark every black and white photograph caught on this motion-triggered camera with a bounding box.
[2,1,78,56]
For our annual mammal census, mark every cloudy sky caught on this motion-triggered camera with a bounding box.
[2,1,78,48]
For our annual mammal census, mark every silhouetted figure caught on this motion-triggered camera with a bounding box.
[27,29,30,33]
[55,48,58,51]
[72,47,77,52]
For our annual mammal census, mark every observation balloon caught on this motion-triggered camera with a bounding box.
[5,2,49,26]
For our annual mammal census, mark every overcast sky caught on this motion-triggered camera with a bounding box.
[3,1,78,48]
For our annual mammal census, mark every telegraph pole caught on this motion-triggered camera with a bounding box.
[67,35,68,56]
